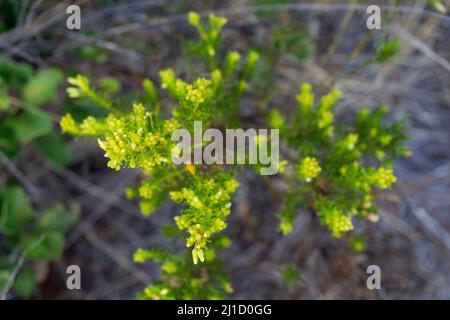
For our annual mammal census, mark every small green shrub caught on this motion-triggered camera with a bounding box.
[0,185,76,298]
[134,234,232,299]
[271,84,408,237]
[61,12,408,299]
[0,57,75,298]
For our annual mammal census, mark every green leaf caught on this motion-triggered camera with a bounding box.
[0,78,9,110]
[38,204,76,234]
[99,77,121,94]
[78,45,108,63]
[34,131,72,166]
[22,68,62,107]
[0,271,10,293]
[0,56,33,90]
[25,232,64,262]
[374,38,400,63]
[0,185,34,235]
[280,264,302,287]
[0,0,18,31]
[0,91,9,110]
[0,125,19,157]
[14,267,36,298]
[5,109,53,143]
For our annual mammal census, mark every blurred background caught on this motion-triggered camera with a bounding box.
[0,0,449,299]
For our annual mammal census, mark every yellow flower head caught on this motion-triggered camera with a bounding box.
[373,167,397,189]
[279,218,293,235]
[297,156,322,182]
[185,78,211,105]
[60,114,79,135]
[296,83,314,113]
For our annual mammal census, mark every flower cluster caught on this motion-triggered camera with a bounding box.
[273,83,408,238]
[63,103,180,171]
[160,69,187,99]
[133,235,233,299]
[372,167,397,189]
[185,78,212,105]
[60,114,109,136]
[171,171,239,264]
[297,156,321,182]
[316,199,354,237]
[187,12,228,60]
[59,11,409,300]
[60,12,258,270]
[97,104,180,170]
[66,74,113,110]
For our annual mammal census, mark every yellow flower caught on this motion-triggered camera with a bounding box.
[296,83,314,113]
[187,11,200,26]
[317,200,353,237]
[185,78,211,105]
[186,164,196,175]
[268,109,284,128]
[373,167,397,189]
[297,157,321,182]
[60,114,80,135]
[161,261,177,274]
[279,218,293,235]
[319,87,342,110]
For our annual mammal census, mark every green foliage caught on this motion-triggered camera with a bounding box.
[0,56,72,165]
[171,170,238,263]
[77,45,108,63]
[0,79,10,110]
[14,267,36,298]
[0,186,34,235]
[60,11,408,300]
[134,235,232,299]
[272,23,314,62]
[373,38,400,64]
[61,12,260,299]
[60,11,262,299]
[34,131,72,167]
[0,186,76,298]
[0,56,75,298]
[280,264,302,287]
[348,235,366,253]
[186,12,228,67]
[250,20,314,103]
[66,74,114,110]
[273,84,408,237]
[4,108,53,144]
[182,15,260,125]
[22,69,63,108]
[0,56,33,89]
